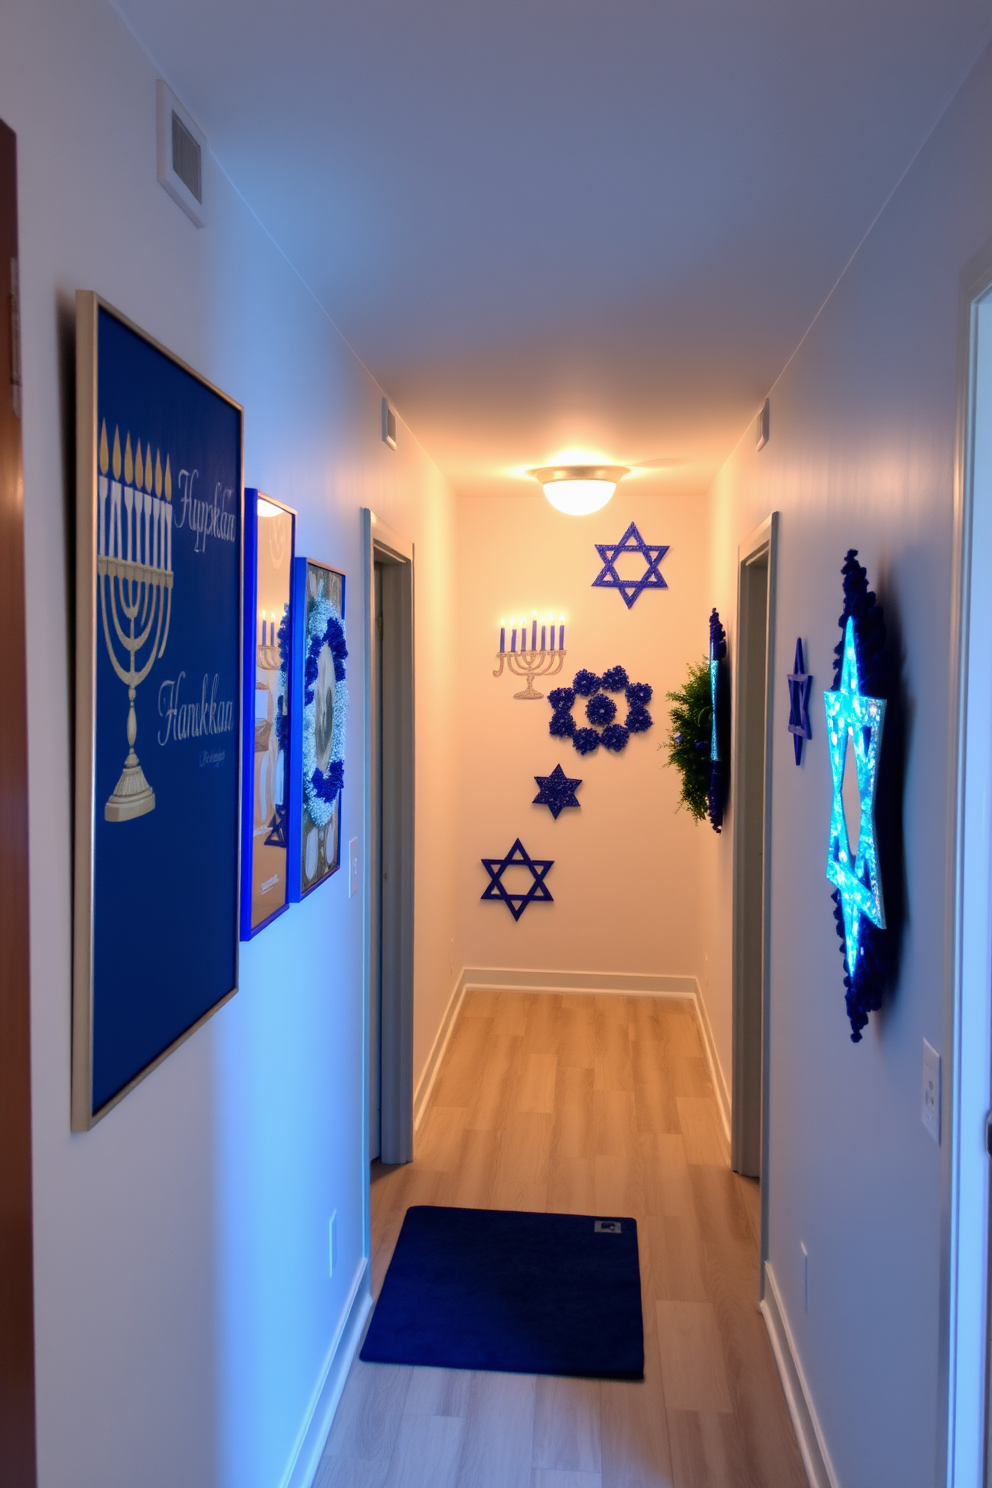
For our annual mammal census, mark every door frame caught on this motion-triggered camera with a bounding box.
[731,512,779,1249]
[361,510,415,1196]
[943,246,992,1488]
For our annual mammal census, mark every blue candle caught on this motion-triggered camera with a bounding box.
[560,619,566,650]
[499,622,505,654]
[540,624,546,652]
[511,622,517,652]
[531,617,537,651]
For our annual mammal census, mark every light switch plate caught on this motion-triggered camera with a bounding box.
[348,837,359,898]
[922,1039,940,1144]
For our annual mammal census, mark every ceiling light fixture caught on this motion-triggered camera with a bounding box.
[532,465,629,516]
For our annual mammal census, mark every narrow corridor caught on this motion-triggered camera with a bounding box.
[318,992,806,1487]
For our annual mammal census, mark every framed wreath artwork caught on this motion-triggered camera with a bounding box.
[241,490,295,938]
[288,556,347,897]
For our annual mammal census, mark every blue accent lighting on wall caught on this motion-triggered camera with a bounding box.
[824,616,886,999]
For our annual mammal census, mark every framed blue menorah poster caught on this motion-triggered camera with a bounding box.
[72,293,243,1129]
[241,490,296,939]
[288,557,347,899]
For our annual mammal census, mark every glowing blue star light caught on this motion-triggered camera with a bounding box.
[824,617,886,982]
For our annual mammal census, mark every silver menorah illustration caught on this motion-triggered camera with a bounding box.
[97,421,174,821]
[493,616,567,700]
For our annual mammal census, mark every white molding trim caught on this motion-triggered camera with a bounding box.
[761,1262,837,1488]
[693,981,731,1144]
[280,1259,372,1488]
[463,966,697,997]
[413,970,468,1132]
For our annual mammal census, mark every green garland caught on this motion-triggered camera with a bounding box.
[664,658,712,821]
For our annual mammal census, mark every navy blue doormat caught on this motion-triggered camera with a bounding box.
[360,1205,644,1379]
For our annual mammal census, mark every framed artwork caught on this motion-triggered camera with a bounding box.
[288,557,347,898]
[241,490,296,938]
[73,292,243,1129]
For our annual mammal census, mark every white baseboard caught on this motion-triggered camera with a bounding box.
[462,965,697,997]
[280,1258,372,1488]
[460,967,731,1141]
[692,981,731,1144]
[413,970,468,1132]
[761,1261,837,1488]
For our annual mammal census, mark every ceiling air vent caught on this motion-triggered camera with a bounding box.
[382,398,397,449]
[156,80,206,227]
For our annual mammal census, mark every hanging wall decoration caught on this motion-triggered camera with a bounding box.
[241,491,295,939]
[706,610,729,831]
[480,839,554,919]
[787,637,812,765]
[664,609,729,832]
[547,666,653,755]
[288,557,347,898]
[72,292,242,1129]
[493,612,566,699]
[591,522,669,609]
[824,550,888,1042]
[533,764,582,819]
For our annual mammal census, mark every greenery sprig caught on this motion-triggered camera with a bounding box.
[663,658,713,821]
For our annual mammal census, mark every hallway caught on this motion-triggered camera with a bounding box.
[318,992,806,1487]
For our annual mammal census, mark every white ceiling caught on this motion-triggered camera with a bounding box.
[116,0,992,498]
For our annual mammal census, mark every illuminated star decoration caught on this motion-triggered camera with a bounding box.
[533,764,582,819]
[787,637,813,765]
[481,839,554,920]
[592,522,669,609]
[824,615,886,1042]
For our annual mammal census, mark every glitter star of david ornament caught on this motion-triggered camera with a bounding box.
[533,764,582,819]
[825,615,885,1037]
[592,523,669,609]
[480,839,554,920]
[787,637,812,765]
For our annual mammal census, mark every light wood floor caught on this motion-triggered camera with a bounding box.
[316,992,807,1488]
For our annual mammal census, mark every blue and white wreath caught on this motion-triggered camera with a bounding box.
[548,665,653,755]
[302,596,348,828]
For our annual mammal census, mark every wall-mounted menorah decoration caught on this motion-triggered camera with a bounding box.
[74,291,242,1131]
[493,613,567,699]
[98,420,174,820]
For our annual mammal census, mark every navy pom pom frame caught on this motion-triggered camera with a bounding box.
[548,667,653,756]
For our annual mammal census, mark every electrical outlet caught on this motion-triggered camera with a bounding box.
[801,1242,808,1314]
[348,838,360,898]
[329,1211,337,1278]
[922,1039,941,1144]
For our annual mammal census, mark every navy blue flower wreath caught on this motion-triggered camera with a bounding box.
[302,598,348,823]
[827,550,889,1043]
[548,665,653,755]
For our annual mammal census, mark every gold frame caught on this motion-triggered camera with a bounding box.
[72,290,244,1130]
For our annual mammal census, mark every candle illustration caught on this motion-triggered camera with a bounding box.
[500,620,506,654]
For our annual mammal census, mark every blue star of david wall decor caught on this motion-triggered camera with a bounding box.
[824,550,889,1042]
[533,764,582,819]
[481,839,554,920]
[787,637,812,765]
[592,522,669,609]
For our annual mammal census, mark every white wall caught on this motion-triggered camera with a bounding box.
[0,2,460,1484]
[700,41,992,1488]
[457,485,708,981]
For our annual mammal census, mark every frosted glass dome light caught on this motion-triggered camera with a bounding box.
[532,465,629,515]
